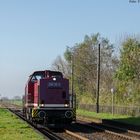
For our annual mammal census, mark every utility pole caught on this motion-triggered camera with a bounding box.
[96,43,100,113]
[71,52,74,108]
[111,88,115,115]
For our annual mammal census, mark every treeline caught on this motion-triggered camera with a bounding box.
[52,33,140,106]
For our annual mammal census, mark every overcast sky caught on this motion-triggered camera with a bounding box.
[0,0,140,98]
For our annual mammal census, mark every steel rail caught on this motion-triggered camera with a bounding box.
[77,117,140,139]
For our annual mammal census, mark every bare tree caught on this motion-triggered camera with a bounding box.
[51,55,70,78]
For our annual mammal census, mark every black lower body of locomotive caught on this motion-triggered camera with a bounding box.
[24,107,76,128]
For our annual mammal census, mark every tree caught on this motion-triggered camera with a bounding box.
[115,37,140,105]
[13,96,21,100]
[63,33,115,104]
[51,55,70,78]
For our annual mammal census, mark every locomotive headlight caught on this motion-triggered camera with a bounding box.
[53,77,56,81]
[64,104,69,107]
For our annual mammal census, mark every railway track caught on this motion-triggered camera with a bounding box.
[10,109,88,140]
[74,119,140,140]
[92,122,140,139]
[0,103,88,140]
[1,102,140,140]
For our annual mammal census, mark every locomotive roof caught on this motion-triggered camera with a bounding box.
[30,70,62,76]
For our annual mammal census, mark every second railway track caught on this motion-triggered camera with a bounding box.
[74,119,140,140]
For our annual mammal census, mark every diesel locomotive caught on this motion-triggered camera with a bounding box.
[23,70,76,127]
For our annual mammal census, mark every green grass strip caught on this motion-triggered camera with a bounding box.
[77,109,140,126]
[0,108,45,140]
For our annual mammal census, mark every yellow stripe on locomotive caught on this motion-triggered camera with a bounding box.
[32,109,38,118]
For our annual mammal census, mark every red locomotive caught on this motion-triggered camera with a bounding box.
[23,70,76,127]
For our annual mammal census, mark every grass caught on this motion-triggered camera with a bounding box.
[0,108,45,140]
[77,109,140,126]
[77,109,129,119]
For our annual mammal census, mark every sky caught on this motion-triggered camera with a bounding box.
[0,0,140,98]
